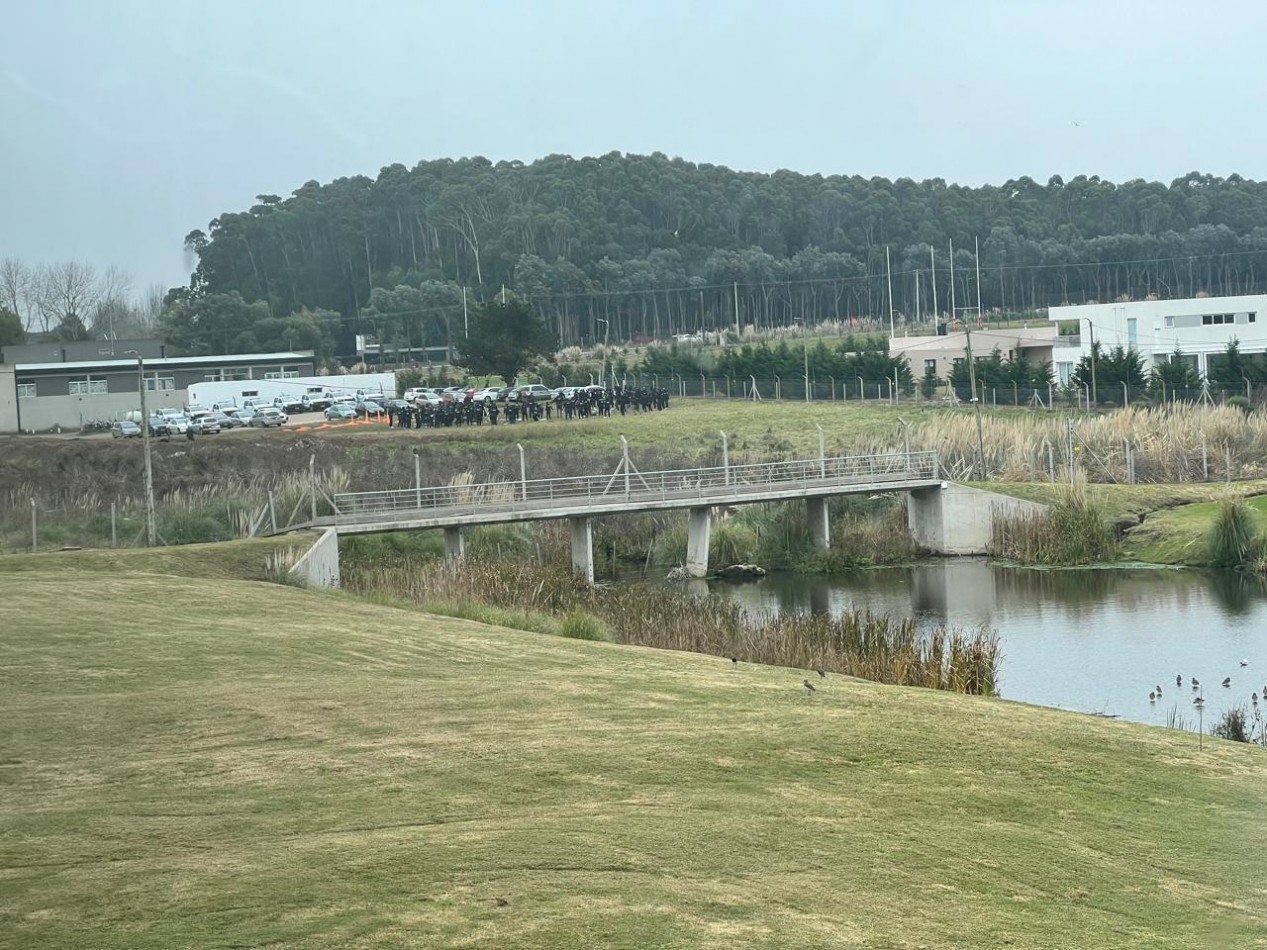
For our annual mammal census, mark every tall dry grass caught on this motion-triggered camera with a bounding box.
[341,558,999,694]
[897,405,1267,483]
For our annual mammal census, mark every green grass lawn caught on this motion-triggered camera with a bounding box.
[2,571,1266,948]
[0,535,313,580]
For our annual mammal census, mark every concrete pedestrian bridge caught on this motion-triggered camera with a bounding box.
[302,449,1044,582]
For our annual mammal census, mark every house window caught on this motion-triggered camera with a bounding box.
[1057,362,1073,386]
[1164,315,1175,328]
[17,382,36,398]
[68,377,107,396]
[145,376,176,392]
[923,359,937,374]
[1250,313,1258,323]
[1202,313,1235,326]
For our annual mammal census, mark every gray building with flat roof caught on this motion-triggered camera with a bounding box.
[0,351,316,434]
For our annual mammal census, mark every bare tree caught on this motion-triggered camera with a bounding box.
[90,265,136,342]
[40,261,101,338]
[0,258,31,326]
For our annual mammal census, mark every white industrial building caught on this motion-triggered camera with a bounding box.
[1048,294,1267,385]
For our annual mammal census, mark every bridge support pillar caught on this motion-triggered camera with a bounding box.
[687,506,712,578]
[807,497,830,550]
[570,516,594,585]
[443,526,466,563]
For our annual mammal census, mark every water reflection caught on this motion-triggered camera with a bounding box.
[702,561,1267,729]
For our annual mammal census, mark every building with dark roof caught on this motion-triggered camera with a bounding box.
[0,351,316,434]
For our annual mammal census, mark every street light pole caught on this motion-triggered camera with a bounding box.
[128,351,157,547]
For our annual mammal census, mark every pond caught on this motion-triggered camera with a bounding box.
[697,561,1267,730]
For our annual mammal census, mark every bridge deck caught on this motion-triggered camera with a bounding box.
[321,451,941,534]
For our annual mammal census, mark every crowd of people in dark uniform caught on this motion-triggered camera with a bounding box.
[385,385,671,429]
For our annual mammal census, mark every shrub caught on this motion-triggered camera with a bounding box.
[1226,395,1253,415]
[1211,704,1250,742]
[1206,500,1258,569]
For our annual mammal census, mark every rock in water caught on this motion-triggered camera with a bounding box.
[665,565,690,582]
[716,563,768,579]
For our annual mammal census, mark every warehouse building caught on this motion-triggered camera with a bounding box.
[0,350,316,434]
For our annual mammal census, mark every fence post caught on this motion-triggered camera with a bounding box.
[111,501,117,548]
[720,431,730,486]
[518,443,527,500]
[414,449,422,509]
[1226,443,1232,484]
[1202,433,1209,481]
[816,424,826,477]
[309,454,317,522]
[268,491,277,534]
[30,497,36,553]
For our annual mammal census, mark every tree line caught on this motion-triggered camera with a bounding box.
[175,154,1267,358]
[1,257,163,345]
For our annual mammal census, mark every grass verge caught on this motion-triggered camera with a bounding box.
[1,572,1265,948]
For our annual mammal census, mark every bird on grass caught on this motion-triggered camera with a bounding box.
[1222,677,1232,688]
[1253,692,1259,704]
[730,656,739,665]
[1240,658,1250,667]
[1194,695,1206,708]
[1192,677,1200,689]
[1176,674,1183,688]
[1149,691,1156,702]
[1155,684,1163,696]
[802,679,816,695]
[816,668,827,679]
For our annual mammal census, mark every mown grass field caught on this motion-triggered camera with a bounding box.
[2,564,1266,948]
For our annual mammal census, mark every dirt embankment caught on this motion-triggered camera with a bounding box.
[0,430,701,504]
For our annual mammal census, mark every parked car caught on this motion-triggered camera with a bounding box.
[165,415,191,435]
[507,384,553,402]
[111,420,142,439]
[193,416,221,434]
[412,390,443,406]
[147,416,172,438]
[355,400,384,418]
[325,403,356,421]
[274,394,306,414]
[248,407,287,427]
[472,387,503,402]
[208,410,244,429]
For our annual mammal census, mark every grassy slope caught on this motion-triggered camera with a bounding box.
[984,481,1267,565]
[2,573,1265,949]
[0,535,313,580]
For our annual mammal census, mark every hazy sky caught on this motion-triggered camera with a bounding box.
[5,0,1267,295]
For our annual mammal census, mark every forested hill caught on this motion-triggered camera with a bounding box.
[173,153,1267,354]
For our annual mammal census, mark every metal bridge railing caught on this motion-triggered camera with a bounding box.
[332,451,940,524]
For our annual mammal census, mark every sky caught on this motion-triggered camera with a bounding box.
[5,0,1267,297]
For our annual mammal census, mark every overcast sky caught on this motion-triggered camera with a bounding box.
[5,0,1267,295]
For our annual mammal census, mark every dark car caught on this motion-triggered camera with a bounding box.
[355,400,384,418]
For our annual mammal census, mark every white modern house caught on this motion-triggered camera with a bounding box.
[1048,294,1267,385]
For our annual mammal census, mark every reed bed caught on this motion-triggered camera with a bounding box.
[341,557,999,694]
[898,405,1267,483]
[990,482,1117,565]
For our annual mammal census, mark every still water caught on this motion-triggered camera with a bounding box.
[703,561,1267,729]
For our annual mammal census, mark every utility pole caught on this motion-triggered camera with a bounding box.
[948,238,956,328]
[129,351,157,546]
[974,236,984,328]
[964,324,987,480]
[733,281,740,336]
[462,286,469,337]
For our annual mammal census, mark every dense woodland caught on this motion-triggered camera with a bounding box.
[171,153,1267,358]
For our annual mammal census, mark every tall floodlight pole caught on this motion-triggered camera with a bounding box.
[462,286,469,337]
[975,236,985,328]
[930,245,938,322]
[948,239,957,329]
[597,317,610,388]
[885,245,895,338]
[128,351,157,547]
